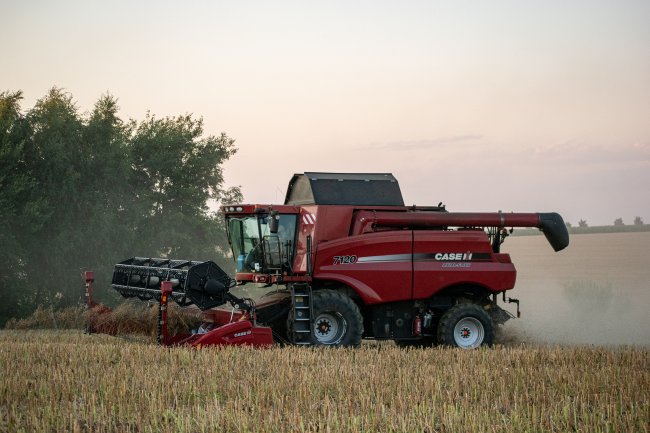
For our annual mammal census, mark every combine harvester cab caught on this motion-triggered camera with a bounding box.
[109,172,568,349]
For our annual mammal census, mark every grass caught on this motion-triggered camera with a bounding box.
[0,330,647,433]
[4,305,87,330]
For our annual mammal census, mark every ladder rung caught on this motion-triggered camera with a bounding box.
[291,284,313,344]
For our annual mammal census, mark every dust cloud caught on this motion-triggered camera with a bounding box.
[498,231,650,347]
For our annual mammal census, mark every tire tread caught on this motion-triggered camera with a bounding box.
[437,303,495,348]
[311,289,363,347]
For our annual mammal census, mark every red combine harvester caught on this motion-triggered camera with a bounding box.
[110,173,569,349]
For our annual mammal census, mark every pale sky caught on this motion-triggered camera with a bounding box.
[1,0,648,226]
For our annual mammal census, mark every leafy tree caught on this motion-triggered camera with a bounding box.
[0,91,48,320]
[21,89,88,308]
[128,114,239,261]
[613,218,624,226]
[0,88,240,325]
[634,216,644,225]
[578,219,588,228]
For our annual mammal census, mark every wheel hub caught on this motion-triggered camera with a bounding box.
[453,317,485,349]
[317,319,332,335]
[313,312,347,345]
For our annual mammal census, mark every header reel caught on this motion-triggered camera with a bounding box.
[111,257,232,310]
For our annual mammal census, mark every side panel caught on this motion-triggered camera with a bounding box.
[412,230,516,299]
[312,206,356,243]
[293,205,318,274]
[313,231,413,304]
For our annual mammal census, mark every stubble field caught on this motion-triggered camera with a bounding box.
[1,331,648,433]
[1,232,649,432]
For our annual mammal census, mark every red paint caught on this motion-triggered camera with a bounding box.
[161,320,273,348]
[350,211,542,235]
[412,230,516,299]
[314,231,413,304]
[159,281,173,345]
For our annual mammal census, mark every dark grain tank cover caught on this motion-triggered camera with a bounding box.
[284,172,405,206]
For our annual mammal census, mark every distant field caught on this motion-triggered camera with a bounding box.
[500,231,650,346]
[0,330,647,433]
[513,224,650,236]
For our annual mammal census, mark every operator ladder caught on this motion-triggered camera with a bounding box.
[290,283,313,345]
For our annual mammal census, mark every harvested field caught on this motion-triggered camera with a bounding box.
[0,330,648,433]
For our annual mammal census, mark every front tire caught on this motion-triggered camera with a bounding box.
[311,290,363,347]
[437,303,494,349]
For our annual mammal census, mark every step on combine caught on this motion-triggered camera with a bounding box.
[107,172,569,349]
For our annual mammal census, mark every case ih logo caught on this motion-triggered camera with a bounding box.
[434,253,473,261]
[302,213,316,225]
[233,330,252,338]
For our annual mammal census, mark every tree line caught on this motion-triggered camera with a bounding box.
[0,88,241,325]
[567,216,645,228]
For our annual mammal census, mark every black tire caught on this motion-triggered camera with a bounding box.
[311,290,363,347]
[437,303,495,349]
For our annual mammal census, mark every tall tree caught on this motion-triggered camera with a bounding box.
[0,88,241,325]
[129,114,238,258]
[0,91,49,319]
[22,89,87,307]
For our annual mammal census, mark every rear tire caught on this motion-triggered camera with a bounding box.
[311,290,363,347]
[437,303,494,349]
